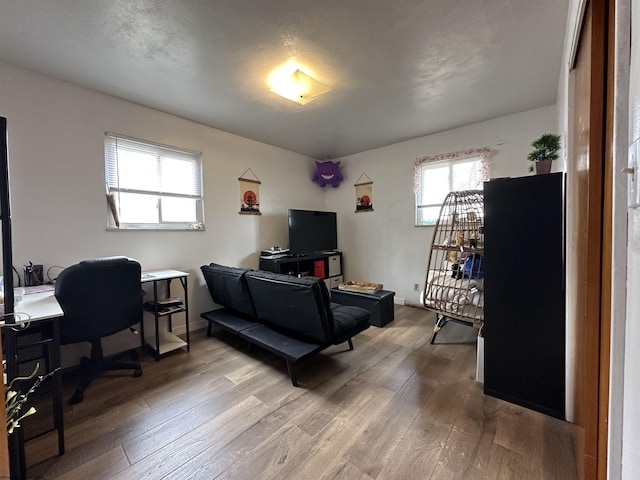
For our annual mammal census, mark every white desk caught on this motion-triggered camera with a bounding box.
[4,285,65,478]
[13,270,191,361]
[141,269,187,283]
[15,286,62,322]
[141,269,190,359]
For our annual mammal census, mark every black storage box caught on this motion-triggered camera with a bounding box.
[330,288,395,327]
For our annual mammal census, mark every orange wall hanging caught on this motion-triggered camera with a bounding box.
[239,168,261,215]
[354,173,373,213]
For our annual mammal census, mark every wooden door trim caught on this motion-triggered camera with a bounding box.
[569,0,611,478]
[597,0,616,477]
[583,0,611,477]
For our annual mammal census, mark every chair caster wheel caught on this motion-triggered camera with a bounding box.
[133,369,142,378]
[69,390,84,405]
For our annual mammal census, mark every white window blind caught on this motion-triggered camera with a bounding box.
[415,154,487,226]
[105,133,204,230]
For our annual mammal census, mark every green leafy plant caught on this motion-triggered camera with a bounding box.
[527,133,561,172]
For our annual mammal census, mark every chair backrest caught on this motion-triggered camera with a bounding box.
[54,256,142,344]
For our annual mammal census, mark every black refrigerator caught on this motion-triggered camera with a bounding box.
[483,173,565,419]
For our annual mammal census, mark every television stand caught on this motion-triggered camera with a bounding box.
[259,251,343,290]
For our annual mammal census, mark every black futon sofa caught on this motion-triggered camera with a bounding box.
[200,263,371,386]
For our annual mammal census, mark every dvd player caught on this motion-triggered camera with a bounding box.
[260,247,290,256]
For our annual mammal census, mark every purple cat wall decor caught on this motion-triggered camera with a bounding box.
[312,160,343,188]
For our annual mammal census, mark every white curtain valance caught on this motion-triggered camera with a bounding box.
[413,147,492,193]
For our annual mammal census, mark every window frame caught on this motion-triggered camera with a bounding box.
[414,150,489,227]
[105,133,205,231]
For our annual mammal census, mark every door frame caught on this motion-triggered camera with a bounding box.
[566,0,618,478]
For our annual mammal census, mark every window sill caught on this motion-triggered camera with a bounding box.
[107,226,206,232]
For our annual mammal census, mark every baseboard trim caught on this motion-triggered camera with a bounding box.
[172,318,207,336]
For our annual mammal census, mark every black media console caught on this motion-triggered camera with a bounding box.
[259,251,343,290]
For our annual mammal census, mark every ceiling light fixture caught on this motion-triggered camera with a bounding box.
[268,61,331,105]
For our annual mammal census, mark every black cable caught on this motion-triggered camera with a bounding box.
[46,265,66,283]
[12,265,21,287]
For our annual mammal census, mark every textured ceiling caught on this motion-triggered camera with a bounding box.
[0,0,569,159]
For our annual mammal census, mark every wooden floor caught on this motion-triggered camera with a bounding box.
[25,306,577,480]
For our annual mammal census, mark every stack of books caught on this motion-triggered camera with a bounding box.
[144,297,184,315]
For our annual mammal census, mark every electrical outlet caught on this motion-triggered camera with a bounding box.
[413,283,420,291]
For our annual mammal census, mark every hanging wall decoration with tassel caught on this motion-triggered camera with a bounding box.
[354,173,374,213]
[238,168,261,215]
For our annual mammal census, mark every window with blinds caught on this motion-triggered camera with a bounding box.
[105,133,204,230]
[415,156,485,226]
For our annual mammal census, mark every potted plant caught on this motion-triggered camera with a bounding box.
[528,133,561,174]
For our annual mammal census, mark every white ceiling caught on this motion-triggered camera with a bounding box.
[0,0,569,159]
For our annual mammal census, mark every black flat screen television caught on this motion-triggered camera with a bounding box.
[288,209,337,255]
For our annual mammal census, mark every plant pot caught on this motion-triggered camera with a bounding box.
[534,159,553,175]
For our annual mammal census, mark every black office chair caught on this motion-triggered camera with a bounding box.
[55,256,143,404]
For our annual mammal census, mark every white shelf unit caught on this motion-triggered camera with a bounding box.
[143,329,188,356]
[141,269,190,360]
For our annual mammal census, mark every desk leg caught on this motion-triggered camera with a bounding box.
[138,300,146,352]
[51,318,65,455]
[166,279,173,334]
[5,328,26,479]
[181,276,190,351]
[169,277,190,352]
[153,281,160,360]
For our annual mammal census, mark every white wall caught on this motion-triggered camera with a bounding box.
[0,62,558,366]
[326,105,558,305]
[610,1,632,478]
[0,63,324,362]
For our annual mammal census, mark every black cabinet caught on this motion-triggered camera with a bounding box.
[12,321,64,448]
[259,251,343,290]
[483,173,565,419]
